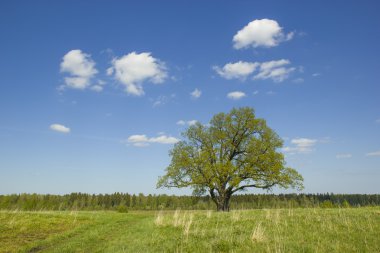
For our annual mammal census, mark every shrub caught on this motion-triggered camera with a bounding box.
[117,205,128,213]
[320,200,334,208]
[342,200,351,208]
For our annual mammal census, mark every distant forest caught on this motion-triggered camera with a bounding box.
[0,193,379,211]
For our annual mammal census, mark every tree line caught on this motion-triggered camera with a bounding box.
[0,193,379,211]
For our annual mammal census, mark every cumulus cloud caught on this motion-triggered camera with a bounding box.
[254,59,295,82]
[187,120,198,126]
[90,85,103,92]
[107,52,167,96]
[127,134,179,147]
[60,50,98,90]
[336,154,352,159]
[292,138,317,148]
[283,138,317,154]
[233,19,294,49]
[213,61,259,80]
[90,80,106,92]
[190,88,202,99]
[177,120,198,126]
[176,120,186,126]
[149,135,180,144]
[127,134,148,143]
[366,150,380,157]
[214,59,295,82]
[50,124,70,133]
[227,91,246,100]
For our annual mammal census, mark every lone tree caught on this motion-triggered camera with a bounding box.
[157,107,303,211]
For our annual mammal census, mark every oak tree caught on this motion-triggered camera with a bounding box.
[157,107,303,211]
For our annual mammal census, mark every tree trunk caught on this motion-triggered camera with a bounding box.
[216,193,231,212]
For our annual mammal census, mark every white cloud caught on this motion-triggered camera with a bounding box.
[254,59,295,82]
[336,154,352,159]
[227,91,246,100]
[127,134,179,147]
[176,120,186,126]
[90,80,106,92]
[149,135,179,144]
[233,19,293,49]
[312,73,321,77]
[106,67,114,76]
[283,138,317,154]
[214,59,295,83]
[291,138,317,147]
[282,147,299,154]
[50,124,70,133]
[366,150,380,157]
[286,32,295,41]
[253,90,259,95]
[63,77,89,89]
[187,120,198,126]
[90,85,103,92]
[60,50,98,90]
[127,134,149,143]
[213,61,259,80]
[151,94,175,107]
[190,88,202,99]
[108,52,167,96]
[177,120,197,126]
[132,142,150,147]
[152,95,168,107]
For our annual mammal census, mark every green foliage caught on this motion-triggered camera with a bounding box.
[116,205,128,213]
[158,107,303,210]
[1,193,379,211]
[320,200,335,208]
[342,200,351,208]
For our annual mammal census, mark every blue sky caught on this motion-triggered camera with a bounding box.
[0,1,379,195]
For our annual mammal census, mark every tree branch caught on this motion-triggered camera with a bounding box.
[231,182,276,194]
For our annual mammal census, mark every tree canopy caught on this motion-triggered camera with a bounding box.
[158,107,303,211]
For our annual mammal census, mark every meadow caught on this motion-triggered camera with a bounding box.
[1,207,379,253]
[0,208,380,252]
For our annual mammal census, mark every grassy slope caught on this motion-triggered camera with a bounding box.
[0,208,379,253]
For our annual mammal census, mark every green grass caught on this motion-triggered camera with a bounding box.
[0,208,379,252]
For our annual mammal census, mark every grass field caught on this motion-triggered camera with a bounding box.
[0,208,379,253]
